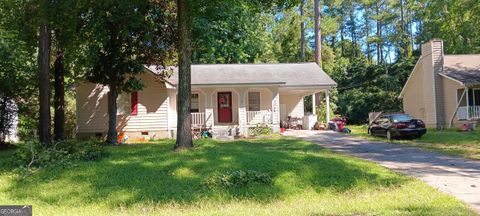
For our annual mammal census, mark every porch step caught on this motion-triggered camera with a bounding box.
[212,126,236,140]
[213,135,235,141]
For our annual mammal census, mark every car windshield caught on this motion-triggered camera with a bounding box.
[389,114,412,123]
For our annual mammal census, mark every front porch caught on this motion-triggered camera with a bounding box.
[188,86,331,136]
[456,88,480,121]
[191,110,273,127]
[457,106,480,120]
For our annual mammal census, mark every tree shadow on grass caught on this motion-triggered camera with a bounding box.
[4,137,409,208]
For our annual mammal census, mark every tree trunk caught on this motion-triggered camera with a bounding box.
[107,83,118,144]
[400,0,408,58]
[365,6,371,62]
[38,23,51,146]
[409,9,414,53]
[0,97,7,144]
[175,0,193,150]
[331,35,336,53]
[54,50,65,141]
[314,0,322,67]
[350,2,356,58]
[300,0,306,61]
[340,24,345,56]
[375,2,383,64]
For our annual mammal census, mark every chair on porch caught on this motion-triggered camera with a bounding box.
[284,116,303,130]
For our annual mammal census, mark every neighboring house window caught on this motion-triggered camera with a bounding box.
[191,93,199,112]
[131,92,138,115]
[248,92,260,111]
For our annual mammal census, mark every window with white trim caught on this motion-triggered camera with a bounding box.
[248,92,260,111]
[191,93,199,112]
[116,92,138,115]
[116,93,130,115]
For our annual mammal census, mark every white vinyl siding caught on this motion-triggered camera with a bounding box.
[279,94,304,118]
[403,60,426,122]
[118,73,168,131]
[76,83,109,133]
[76,73,169,134]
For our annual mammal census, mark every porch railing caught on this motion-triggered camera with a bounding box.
[246,110,272,125]
[457,106,480,120]
[191,112,206,127]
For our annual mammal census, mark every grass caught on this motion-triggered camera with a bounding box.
[349,125,480,160]
[0,138,475,215]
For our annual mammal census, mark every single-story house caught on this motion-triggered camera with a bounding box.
[76,63,337,139]
[400,39,480,128]
[0,99,18,143]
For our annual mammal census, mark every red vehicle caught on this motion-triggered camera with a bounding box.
[328,117,351,133]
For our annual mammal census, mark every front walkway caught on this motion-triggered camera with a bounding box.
[284,130,480,213]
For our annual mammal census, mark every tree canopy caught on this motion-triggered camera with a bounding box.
[1,0,480,144]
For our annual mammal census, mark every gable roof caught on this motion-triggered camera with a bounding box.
[399,54,480,98]
[145,63,336,88]
[441,54,480,86]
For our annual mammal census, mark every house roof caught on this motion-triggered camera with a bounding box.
[400,54,480,98]
[441,55,480,86]
[145,63,337,88]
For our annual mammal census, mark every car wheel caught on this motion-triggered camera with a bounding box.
[386,130,392,141]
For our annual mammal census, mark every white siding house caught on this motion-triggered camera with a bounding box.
[76,63,337,139]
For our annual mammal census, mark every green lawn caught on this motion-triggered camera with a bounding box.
[0,138,475,215]
[349,125,480,160]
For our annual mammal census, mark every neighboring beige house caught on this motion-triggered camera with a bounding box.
[400,39,480,128]
[76,63,336,139]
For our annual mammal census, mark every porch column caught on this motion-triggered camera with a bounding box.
[237,88,248,136]
[325,90,330,122]
[449,87,467,128]
[203,88,215,129]
[270,87,280,132]
[312,93,316,115]
[467,88,470,120]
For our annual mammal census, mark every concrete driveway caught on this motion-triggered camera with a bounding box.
[284,130,480,213]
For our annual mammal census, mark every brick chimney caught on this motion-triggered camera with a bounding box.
[421,39,445,129]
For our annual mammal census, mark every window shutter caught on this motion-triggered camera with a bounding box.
[131,92,138,115]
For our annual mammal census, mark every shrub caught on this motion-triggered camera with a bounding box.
[12,140,107,169]
[204,170,272,189]
[248,124,272,137]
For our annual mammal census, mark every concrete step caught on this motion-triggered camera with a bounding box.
[213,135,235,141]
[212,126,237,140]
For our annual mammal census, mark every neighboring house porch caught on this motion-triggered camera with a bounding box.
[455,88,480,121]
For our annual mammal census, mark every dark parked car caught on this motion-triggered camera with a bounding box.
[368,114,426,140]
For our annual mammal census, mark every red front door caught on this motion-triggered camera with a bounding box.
[218,92,232,123]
